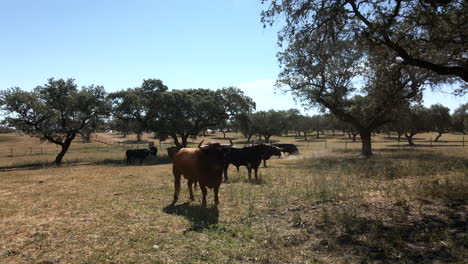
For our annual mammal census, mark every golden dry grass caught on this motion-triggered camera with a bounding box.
[0,132,467,263]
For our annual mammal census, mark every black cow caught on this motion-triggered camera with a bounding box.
[126,146,158,164]
[262,145,283,168]
[223,144,274,182]
[273,143,299,155]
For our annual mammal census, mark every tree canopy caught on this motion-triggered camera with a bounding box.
[262,0,467,93]
[260,0,451,156]
[0,78,111,165]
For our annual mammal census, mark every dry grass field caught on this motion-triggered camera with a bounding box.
[1,132,467,263]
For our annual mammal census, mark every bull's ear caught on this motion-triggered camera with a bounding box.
[198,140,205,148]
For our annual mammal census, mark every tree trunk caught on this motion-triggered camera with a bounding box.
[332,129,335,136]
[222,131,227,139]
[53,138,73,165]
[181,134,189,148]
[348,132,352,138]
[171,134,182,148]
[352,133,357,142]
[360,131,373,157]
[265,135,271,143]
[303,131,307,141]
[434,132,443,142]
[136,132,142,141]
[246,134,252,143]
[405,133,415,146]
[316,130,320,139]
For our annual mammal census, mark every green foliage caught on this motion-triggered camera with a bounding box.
[428,104,452,140]
[260,0,448,156]
[108,78,168,138]
[0,78,111,164]
[110,81,255,147]
[251,110,288,142]
[262,0,468,90]
[153,89,228,147]
[392,104,431,144]
[452,103,468,133]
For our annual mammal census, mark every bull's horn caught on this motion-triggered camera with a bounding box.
[228,138,233,146]
[198,140,205,148]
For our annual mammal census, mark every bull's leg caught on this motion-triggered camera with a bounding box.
[254,167,259,181]
[214,186,220,205]
[187,179,195,201]
[263,159,267,168]
[223,164,229,182]
[200,185,208,206]
[247,166,252,181]
[173,170,181,204]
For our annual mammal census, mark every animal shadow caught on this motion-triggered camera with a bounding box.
[163,202,219,232]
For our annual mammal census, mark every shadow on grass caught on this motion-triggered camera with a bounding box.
[0,162,54,172]
[233,140,281,145]
[308,201,466,263]
[0,156,173,172]
[118,139,156,145]
[296,151,468,179]
[163,202,219,232]
[386,143,466,148]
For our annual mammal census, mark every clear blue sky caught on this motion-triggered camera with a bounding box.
[0,0,465,113]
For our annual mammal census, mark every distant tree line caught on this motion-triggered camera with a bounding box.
[228,104,467,145]
[0,78,255,165]
[261,0,467,156]
[0,76,466,165]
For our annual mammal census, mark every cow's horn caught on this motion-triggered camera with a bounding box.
[198,140,205,148]
[228,138,233,146]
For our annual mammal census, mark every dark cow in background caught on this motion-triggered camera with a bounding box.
[273,143,299,155]
[126,146,158,165]
[172,140,232,205]
[223,144,276,182]
[262,145,283,168]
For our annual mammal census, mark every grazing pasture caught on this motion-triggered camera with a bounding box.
[0,132,467,263]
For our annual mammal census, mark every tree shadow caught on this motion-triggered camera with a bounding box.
[309,201,466,263]
[0,156,173,172]
[119,139,155,145]
[0,162,55,172]
[233,140,280,145]
[162,202,219,232]
[385,143,466,148]
[225,172,268,185]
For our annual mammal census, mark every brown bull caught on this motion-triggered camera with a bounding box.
[172,140,231,205]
